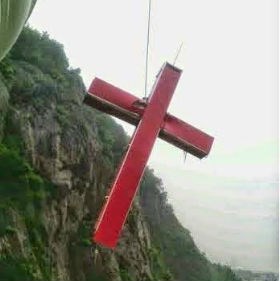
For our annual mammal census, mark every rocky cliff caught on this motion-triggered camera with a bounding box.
[0,27,241,281]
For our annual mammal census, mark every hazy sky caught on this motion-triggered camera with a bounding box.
[29,0,278,272]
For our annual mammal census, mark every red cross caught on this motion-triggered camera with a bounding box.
[84,62,214,249]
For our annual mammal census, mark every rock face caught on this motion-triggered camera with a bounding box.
[0,58,156,281]
[0,27,242,281]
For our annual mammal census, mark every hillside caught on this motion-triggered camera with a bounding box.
[0,26,241,281]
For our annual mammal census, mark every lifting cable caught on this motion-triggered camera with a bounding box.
[143,1,187,165]
[173,42,184,66]
[144,0,152,99]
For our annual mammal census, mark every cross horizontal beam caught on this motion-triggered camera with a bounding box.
[84,78,214,159]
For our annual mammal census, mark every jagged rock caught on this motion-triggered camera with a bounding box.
[0,63,156,281]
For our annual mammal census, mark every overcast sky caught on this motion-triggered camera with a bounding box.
[29,0,278,272]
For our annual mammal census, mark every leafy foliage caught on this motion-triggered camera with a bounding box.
[119,266,133,281]
[0,143,56,280]
[9,26,69,79]
[77,219,92,247]
[148,247,173,281]
[0,143,53,209]
[0,255,39,281]
[0,55,15,83]
[94,111,128,165]
[3,26,84,113]
[85,271,110,281]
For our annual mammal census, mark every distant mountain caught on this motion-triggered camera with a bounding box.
[234,269,278,281]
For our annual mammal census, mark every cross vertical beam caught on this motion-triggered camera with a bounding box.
[94,63,181,248]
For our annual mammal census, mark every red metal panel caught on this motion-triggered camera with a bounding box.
[93,63,182,248]
[161,115,214,159]
[84,78,141,126]
[84,79,213,158]
[88,78,141,116]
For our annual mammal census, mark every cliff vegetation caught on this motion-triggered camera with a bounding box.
[0,26,241,281]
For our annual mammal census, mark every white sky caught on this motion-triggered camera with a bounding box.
[28,0,278,273]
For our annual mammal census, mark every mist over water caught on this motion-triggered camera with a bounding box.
[153,165,278,273]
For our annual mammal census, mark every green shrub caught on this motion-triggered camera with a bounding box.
[0,255,39,281]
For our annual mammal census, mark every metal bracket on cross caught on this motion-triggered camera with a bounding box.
[84,62,214,249]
